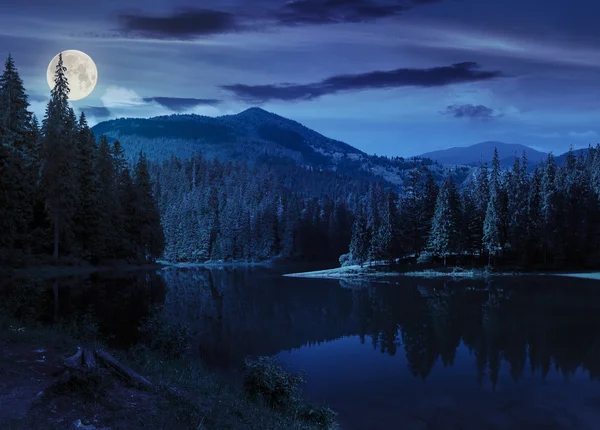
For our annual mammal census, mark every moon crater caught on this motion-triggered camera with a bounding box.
[46,50,98,101]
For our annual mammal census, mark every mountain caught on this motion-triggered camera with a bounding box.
[91,107,447,188]
[555,148,589,165]
[418,141,549,167]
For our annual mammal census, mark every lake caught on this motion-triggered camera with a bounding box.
[3,266,600,429]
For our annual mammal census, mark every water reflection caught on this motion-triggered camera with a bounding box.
[0,271,166,348]
[4,268,600,385]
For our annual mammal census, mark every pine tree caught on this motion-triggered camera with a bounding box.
[73,112,100,257]
[350,204,369,266]
[482,148,505,265]
[0,54,38,257]
[541,153,559,265]
[0,54,33,152]
[133,152,165,262]
[95,135,117,257]
[427,171,461,266]
[41,53,78,261]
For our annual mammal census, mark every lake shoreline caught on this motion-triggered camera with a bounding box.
[283,264,600,281]
[0,317,335,430]
[0,262,167,279]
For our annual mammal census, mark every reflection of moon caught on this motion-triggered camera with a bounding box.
[46,50,98,101]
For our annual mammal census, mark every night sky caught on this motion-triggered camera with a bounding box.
[1,0,598,156]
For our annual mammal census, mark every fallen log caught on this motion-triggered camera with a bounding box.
[95,349,154,390]
[63,347,83,369]
[83,348,96,369]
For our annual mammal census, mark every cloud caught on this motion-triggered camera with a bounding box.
[441,103,501,120]
[221,62,504,102]
[100,86,146,108]
[143,97,221,112]
[273,0,407,25]
[111,1,445,40]
[272,0,444,26]
[116,8,240,39]
[568,130,599,139]
[80,106,111,118]
[528,132,561,139]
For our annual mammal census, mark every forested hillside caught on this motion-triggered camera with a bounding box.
[348,147,600,268]
[3,53,599,270]
[91,108,452,188]
[0,54,164,266]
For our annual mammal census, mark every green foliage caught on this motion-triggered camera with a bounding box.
[298,406,338,429]
[243,356,305,410]
[138,308,192,359]
[58,309,101,343]
[0,279,46,324]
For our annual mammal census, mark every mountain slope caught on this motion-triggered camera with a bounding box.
[418,141,548,166]
[91,107,444,188]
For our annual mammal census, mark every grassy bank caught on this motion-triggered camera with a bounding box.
[0,281,336,430]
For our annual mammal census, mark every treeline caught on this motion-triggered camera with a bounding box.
[154,155,355,262]
[0,54,164,265]
[348,146,600,268]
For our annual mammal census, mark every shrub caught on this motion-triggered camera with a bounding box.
[339,253,357,267]
[243,356,305,410]
[139,308,192,359]
[299,406,338,429]
[417,252,434,264]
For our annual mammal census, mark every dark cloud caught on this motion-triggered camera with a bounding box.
[81,106,111,118]
[272,0,444,25]
[273,0,409,25]
[143,97,221,112]
[111,1,445,39]
[222,62,504,102]
[441,104,501,120]
[116,8,240,39]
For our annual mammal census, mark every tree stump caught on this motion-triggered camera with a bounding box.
[60,346,154,391]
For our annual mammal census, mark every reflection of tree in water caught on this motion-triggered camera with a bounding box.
[0,272,167,348]
[160,267,359,368]
[348,276,600,384]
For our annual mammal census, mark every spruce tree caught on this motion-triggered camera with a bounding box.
[427,171,460,266]
[73,112,100,258]
[133,152,165,262]
[482,148,504,265]
[41,53,78,261]
[350,204,369,266]
[0,54,36,255]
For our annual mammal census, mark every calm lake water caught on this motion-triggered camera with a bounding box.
[3,266,600,429]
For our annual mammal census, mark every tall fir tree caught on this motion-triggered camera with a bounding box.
[41,53,78,260]
[0,54,34,254]
[73,112,100,258]
[133,152,165,262]
[427,171,461,266]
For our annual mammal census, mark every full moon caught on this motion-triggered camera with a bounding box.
[46,50,98,101]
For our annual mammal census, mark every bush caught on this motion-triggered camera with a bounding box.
[299,406,338,429]
[243,356,305,410]
[417,252,434,264]
[338,253,357,267]
[138,308,192,359]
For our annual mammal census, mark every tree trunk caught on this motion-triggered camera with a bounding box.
[53,280,59,322]
[95,349,153,390]
[443,254,446,267]
[53,215,59,261]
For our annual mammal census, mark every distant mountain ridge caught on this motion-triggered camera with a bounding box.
[418,141,549,167]
[91,107,451,188]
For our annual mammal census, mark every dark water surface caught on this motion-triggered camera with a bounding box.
[3,266,600,429]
